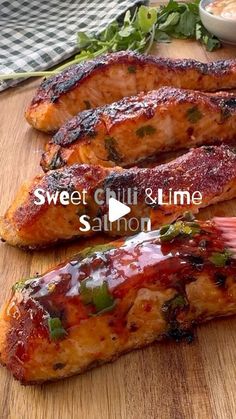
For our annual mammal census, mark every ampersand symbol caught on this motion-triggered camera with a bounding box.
[145,188,157,205]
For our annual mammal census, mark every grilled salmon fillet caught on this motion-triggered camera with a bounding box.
[1,145,236,248]
[41,87,236,170]
[25,51,236,132]
[1,218,236,384]
[0,164,112,248]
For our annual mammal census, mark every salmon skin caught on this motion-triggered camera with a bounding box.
[41,87,236,171]
[0,218,236,384]
[1,145,236,249]
[25,51,236,133]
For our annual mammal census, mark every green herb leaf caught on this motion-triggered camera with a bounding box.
[136,125,156,138]
[48,317,67,340]
[137,6,158,33]
[156,0,220,49]
[155,29,171,42]
[100,22,119,42]
[195,23,221,51]
[175,10,197,37]
[118,26,136,38]
[77,32,92,49]
[127,65,137,73]
[186,106,203,123]
[158,12,180,31]
[159,0,182,14]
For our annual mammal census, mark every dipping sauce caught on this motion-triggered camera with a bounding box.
[205,0,236,19]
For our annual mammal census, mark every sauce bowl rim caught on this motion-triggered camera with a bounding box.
[199,0,236,23]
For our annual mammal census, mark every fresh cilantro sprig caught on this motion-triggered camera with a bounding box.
[155,0,220,51]
[0,1,220,80]
[59,0,220,72]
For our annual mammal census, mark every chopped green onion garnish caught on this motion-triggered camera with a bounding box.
[80,279,115,314]
[92,282,115,312]
[160,223,182,242]
[160,220,200,242]
[162,293,188,320]
[209,251,232,267]
[12,280,27,292]
[78,243,115,260]
[160,224,171,235]
[80,279,93,305]
[48,317,67,340]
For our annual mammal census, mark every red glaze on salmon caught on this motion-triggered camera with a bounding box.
[0,219,236,384]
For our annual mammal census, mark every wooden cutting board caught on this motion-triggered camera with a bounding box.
[0,2,236,418]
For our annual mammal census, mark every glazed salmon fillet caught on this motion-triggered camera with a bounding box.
[41,87,236,170]
[0,218,236,384]
[1,145,236,248]
[25,51,236,132]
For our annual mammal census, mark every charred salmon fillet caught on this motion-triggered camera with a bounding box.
[0,164,111,248]
[0,218,236,384]
[41,87,236,170]
[1,145,236,248]
[25,51,236,132]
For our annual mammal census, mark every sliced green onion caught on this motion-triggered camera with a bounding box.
[162,293,188,320]
[209,251,232,267]
[78,242,115,261]
[48,317,67,340]
[80,279,115,314]
[160,220,200,242]
[12,280,27,292]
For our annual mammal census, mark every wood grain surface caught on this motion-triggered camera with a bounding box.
[0,2,236,418]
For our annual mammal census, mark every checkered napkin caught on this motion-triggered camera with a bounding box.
[0,0,145,92]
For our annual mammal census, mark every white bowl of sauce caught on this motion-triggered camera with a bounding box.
[200,0,236,44]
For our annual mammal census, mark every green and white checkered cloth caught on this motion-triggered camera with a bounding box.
[0,0,144,91]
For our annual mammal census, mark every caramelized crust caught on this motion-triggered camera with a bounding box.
[41,87,236,170]
[25,51,236,132]
[1,146,236,248]
[0,220,236,384]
